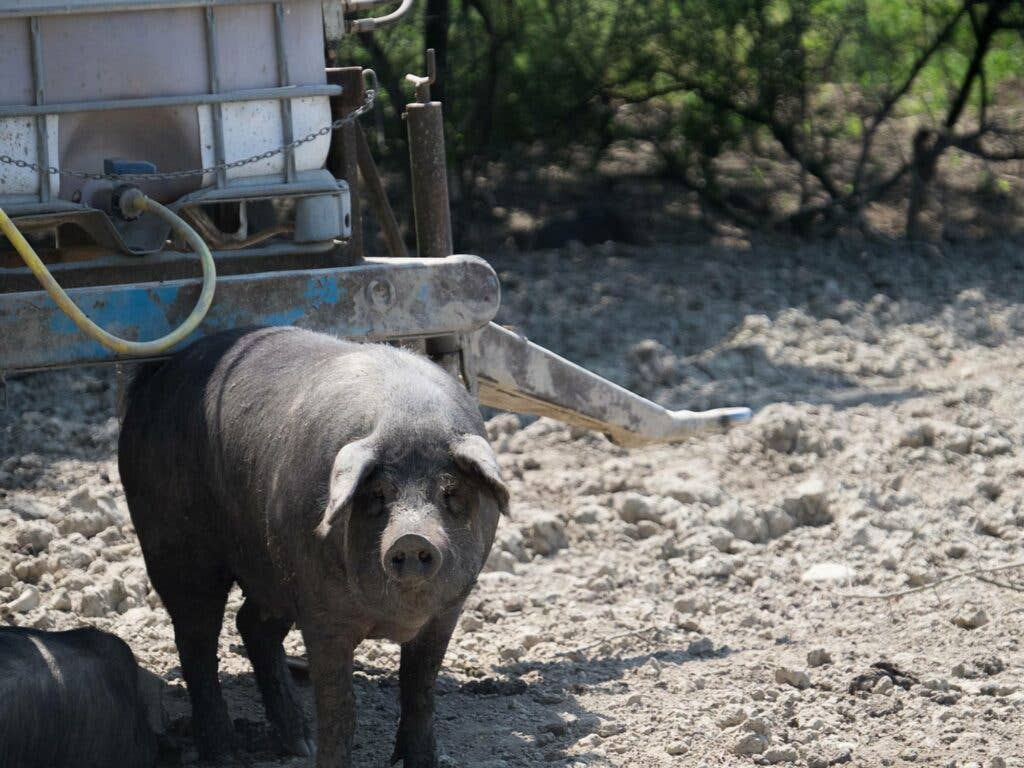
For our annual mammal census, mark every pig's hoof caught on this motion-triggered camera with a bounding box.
[279,732,315,758]
[391,734,437,768]
[195,741,238,765]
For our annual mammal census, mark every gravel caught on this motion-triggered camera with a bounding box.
[4,239,1024,766]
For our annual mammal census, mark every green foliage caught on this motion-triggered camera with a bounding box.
[345,0,1024,229]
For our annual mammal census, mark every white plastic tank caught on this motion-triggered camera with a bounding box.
[0,0,333,204]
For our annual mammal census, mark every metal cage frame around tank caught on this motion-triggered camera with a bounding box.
[0,0,350,253]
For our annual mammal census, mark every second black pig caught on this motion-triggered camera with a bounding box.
[0,625,165,768]
[119,326,509,768]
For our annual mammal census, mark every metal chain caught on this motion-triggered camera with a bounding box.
[0,89,375,183]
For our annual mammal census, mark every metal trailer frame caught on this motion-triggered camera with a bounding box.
[0,3,750,447]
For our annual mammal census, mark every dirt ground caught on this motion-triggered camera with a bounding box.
[3,237,1024,767]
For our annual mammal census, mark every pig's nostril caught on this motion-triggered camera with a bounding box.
[384,534,442,584]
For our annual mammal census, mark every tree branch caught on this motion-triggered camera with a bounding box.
[853,3,970,191]
[845,560,1024,600]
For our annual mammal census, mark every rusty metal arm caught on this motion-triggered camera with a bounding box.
[355,124,410,260]
[468,323,751,447]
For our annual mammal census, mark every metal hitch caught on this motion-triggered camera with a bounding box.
[469,323,751,447]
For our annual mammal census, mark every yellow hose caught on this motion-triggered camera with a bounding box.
[0,190,216,356]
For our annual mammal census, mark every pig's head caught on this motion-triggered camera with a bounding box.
[316,428,508,627]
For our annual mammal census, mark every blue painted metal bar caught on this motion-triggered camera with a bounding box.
[0,255,501,372]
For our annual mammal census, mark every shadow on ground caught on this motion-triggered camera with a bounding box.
[155,640,731,767]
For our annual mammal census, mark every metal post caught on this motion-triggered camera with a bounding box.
[29,17,50,203]
[204,6,228,188]
[273,2,297,183]
[404,50,460,377]
[404,51,452,260]
[326,67,364,260]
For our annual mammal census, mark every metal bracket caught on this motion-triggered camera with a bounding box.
[469,323,752,447]
[405,48,436,104]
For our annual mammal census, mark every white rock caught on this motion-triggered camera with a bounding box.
[807,649,832,667]
[724,502,772,543]
[764,508,795,540]
[66,486,123,522]
[573,504,610,525]
[519,627,545,651]
[493,526,529,563]
[691,553,734,579]
[50,541,91,572]
[485,413,521,441]
[716,706,747,728]
[524,515,567,556]
[7,497,57,521]
[576,733,603,750]
[782,477,832,525]
[483,549,517,574]
[78,588,109,618]
[14,521,58,554]
[614,492,661,524]
[673,596,706,614]
[732,733,768,756]
[873,676,893,695]
[801,563,854,584]
[775,667,811,689]
[48,588,72,611]
[7,585,40,613]
[953,606,989,630]
[898,422,935,448]
[498,643,523,662]
[13,556,51,584]
[687,637,714,656]
[477,571,517,586]
[650,477,722,506]
[763,747,799,764]
[597,721,625,737]
[57,511,109,539]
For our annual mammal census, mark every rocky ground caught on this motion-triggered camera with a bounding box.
[3,237,1024,767]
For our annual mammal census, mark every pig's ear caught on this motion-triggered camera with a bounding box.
[452,434,510,517]
[316,439,377,539]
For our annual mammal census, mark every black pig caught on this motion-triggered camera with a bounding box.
[0,625,164,768]
[118,327,508,767]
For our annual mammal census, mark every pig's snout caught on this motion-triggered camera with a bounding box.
[384,533,443,584]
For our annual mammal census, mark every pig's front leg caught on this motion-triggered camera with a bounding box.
[392,604,463,768]
[304,630,356,768]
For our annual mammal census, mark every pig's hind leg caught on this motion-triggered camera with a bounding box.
[159,574,236,762]
[236,597,313,757]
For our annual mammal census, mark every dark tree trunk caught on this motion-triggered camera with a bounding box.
[905,0,1008,238]
[906,128,941,241]
[424,0,450,106]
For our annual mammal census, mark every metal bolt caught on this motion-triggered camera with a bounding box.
[366,279,394,309]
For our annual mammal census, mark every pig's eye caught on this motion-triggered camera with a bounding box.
[368,489,386,517]
[444,489,467,517]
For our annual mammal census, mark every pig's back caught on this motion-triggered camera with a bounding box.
[0,627,157,768]
[119,327,482,590]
